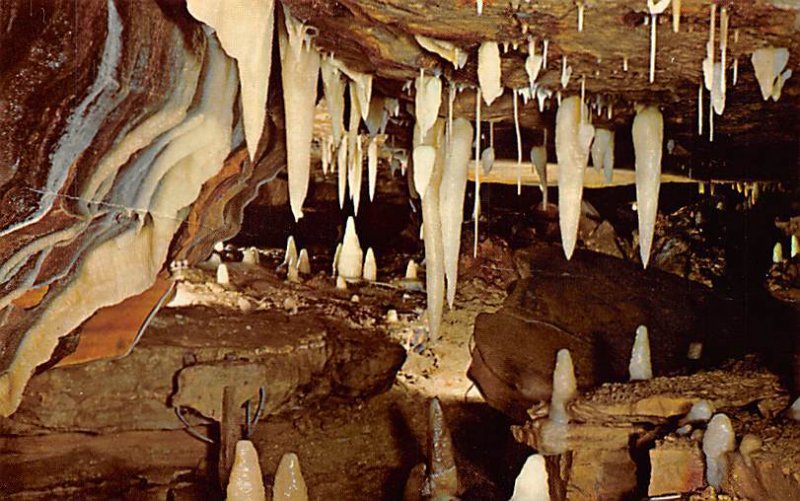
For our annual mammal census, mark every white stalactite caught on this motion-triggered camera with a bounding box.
[415,70,442,141]
[478,42,503,106]
[531,143,548,205]
[337,135,347,208]
[368,136,378,201]
[525,38,543,90]
[514,89,523,195]
[672,0,681,32]
[440,118,473,308]
[632,106,663,269]
[415,35,468,69]
[279,7,321,222]
[473,89,482,258]
[751,47,790,101]
[186,0,275,161]
[555,96,594,260]
[649,13,657,83]
[321,56,346,144]
[413,145,436,201]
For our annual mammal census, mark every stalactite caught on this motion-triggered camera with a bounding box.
[478,42,503,106]
[473,89,481,258]
[279,6,321,222]
[632,106,663,268]
[514,89,523,195]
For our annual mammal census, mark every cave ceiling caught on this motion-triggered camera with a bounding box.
[286,0,800,174]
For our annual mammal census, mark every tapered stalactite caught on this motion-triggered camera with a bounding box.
[555,96,594,260]
[632,106,663,268]
[279,6,320,222]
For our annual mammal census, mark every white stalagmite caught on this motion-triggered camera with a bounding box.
[555,96,594,260]
[279,7,321,222]
[337,217,363,279]
[751,47,791,101]
[362,247,377,281]
[550,349,577,425]
[413,145,436,201]
[790,396,800,421]
[703,414,735,489]
[773,242,784,263]
[632,106,663,269]
[629,325,653,380]
[478,42,503,106]
[415,35,468,69]
[525,38,543,90]
[368,136,378,201]
[186,0,275,161]
[226,440,266,501]
[297,249,311,274]
[510,454,550,501]
[321,56,346,144]
[320,136,330,175]
[791,234,799,258]
[337,135,347,208]
[332,242,342,276]
[415,70,442,140]
[284,236,298,266]
[272,452,308,501]
[531,144,548,205]
[684,400,714,423]
[216,263,230,285]
[406,259,419,280]
[335,275,347,289]
[440,118,473,308]
[242,247,260,265]
[733,57,739,85]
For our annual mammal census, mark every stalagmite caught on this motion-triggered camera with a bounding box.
[672,0,681,32]
[555,96,594,260]
[478,42,503,106]
[242,247,260,265]
[362,247,377,281]
[531,144,548,205]
[415,35,468,69]
[320,136,330,175]
[480,147,495,175]
[216,263,230,285]
[428,398,459,497]
[751,47,790,101]
[226,440,266,501]
[440,118,473,308]
[415,70,442,140]
[337,217,363,280]
[684,400,714,423]
[550,349,577,424]
[321,56,346,144]
[790,397,800,421]
[510,454,550,501]
[368,136,378,201]
[337,135,348,209]
[629,325,653,380]
[703,414,735,489]
[186,0,275,161]
[284,236,298,266]
[286,260,299,283]
[273,452,308,501]
[335,275,347,290]
[733,57,739,85]
[406,259,419,280]
[332,243,342,276]
[514,89,523,194]
[279,6,321,222]
[791,234,799,258]
[773,242,784,263]
[413,145,436,201]
[525,38,543,90]
[297,249,311,275]
[632,106,663,268]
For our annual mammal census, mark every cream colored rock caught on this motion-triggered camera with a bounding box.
[337,217,363,280]
[632,106,663,268]
[629,325,653,381]
[511,454,550,501]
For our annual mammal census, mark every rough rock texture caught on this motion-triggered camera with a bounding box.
[469,242,750,420]
[511,358,796,499]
